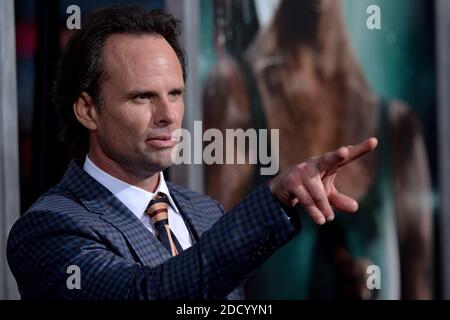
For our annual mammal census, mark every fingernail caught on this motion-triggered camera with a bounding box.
[319,217,326,225]
[327,215,335,222]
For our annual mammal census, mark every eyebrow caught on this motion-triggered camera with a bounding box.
[125,87,184,99]
[125,90,157,100]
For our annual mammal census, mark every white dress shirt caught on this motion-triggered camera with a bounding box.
[83,155,193,250]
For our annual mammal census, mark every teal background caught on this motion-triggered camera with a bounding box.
[200,0,438,298]
[342,0,436,177]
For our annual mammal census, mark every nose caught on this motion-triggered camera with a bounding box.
[152,97,177,127]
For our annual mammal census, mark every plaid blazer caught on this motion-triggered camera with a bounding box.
[7,160,301,300]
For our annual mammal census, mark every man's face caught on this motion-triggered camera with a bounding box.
[91,34,184,177]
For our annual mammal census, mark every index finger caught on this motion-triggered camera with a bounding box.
[317,147,350,172]
[339,137,378,168]
[321,137,378,177]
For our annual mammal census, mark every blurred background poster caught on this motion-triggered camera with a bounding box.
[200,0,437,299]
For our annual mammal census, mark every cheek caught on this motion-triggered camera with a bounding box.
[101,110,149,141]
[176,103,185,126]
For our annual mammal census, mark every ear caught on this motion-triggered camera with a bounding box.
[73,92,99,131]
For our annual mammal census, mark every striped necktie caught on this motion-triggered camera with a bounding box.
[145,192,183,256]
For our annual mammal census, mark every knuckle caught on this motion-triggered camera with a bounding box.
[296,185,309,203]
[305,158,317,168]
[296,162,308,173]
[306,160,320,174]
[311,193,322,202]
[282,174,296,188]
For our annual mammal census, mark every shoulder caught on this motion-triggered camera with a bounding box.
[387,100,426,159]
[8,184,99,247]
[203,53,252,129]
[166,181,225,213]
[388,100,423,133]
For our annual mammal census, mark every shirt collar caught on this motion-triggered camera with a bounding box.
[83,155,179,220]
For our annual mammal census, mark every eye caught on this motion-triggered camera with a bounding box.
[132,93,154,103]
[169,90,183,99]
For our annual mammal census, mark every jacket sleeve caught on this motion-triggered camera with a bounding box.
[7,183,302,300]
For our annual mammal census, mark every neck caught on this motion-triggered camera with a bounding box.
[87,150,160,193]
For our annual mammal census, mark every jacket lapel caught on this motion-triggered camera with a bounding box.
[167,182,215,241]
[61,160,171,266]
[100,207,172,265]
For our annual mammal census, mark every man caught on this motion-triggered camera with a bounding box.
[7,6,377,299]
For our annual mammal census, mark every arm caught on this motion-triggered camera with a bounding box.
[389,101,433,299]
[8,139,377,299]
[7,183,299,300]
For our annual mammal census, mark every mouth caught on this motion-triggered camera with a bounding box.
[145,135,179,149]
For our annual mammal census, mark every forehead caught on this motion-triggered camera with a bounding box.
[102,34,183,87]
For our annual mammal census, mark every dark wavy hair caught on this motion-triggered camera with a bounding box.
[53,5,187,154]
